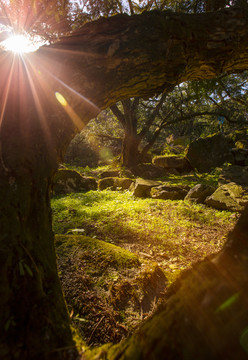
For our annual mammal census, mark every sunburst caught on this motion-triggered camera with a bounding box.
[2,34,40,53]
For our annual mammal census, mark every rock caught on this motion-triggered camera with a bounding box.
[230,148,248,166]
[185,134,233,172]
[99,170,120,178]
[205,183,248,212]
[185,184,216,204]
[152,156,191,172]
[52,169,97,194]
[218,166,248,187]
[172,136,191,147]
[133,164,166,179]
[132,179,161,198]
[224,182,248,207]
[98,177,134,191]
[98,177,115,190]
[235,139,248,149]
[151,184,189,200]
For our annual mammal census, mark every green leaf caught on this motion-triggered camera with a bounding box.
[23,263,33,277]
[19,261,25,276]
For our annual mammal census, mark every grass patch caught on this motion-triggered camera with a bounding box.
[52,190,236,277]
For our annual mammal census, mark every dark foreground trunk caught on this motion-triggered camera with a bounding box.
[0,174,76,360]
[0,56,78,359]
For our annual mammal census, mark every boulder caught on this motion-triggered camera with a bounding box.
[172,136,191,147]
[52,169,97,194]
[235,139,248,149]
[218,166,248,187]
[152,155,191,172]
[224,182,248,207]
[99,170,120,178]
[230,148,248,166]
[185,184,216,204]
[98,177,134,191]
[185,134,233,172]
[133,164,167,179]
[132,179,161,198]
[151,184,189,200]
[205,182,248,212]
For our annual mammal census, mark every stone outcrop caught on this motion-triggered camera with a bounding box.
[52,169,97,194]
[151,184,189,200]
[230,148,248,166]
[99,170,120,178]
[219,166,248,187]
[185,134,233,172]
[152,155,191,173]
[98,177,134,190]
[205,182,248,212]
[131,179,161,198]
[185,184,216,204]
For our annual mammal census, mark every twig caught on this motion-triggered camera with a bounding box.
[88,316,105,344]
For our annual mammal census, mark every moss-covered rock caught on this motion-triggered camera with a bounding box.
[185,183,216,204]
[185,134,233,172]
[205,183,248,212]
[99,170,120,178]
[230,148,248,166]
[98,177,134,190]
[152,156,191,173]
[219,166,248,187]
[52,169,97,194]
[151,184,189,200]
[132,179,161,198]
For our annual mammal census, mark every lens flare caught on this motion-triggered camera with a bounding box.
[55,92,68,107]
[2,34,37,53]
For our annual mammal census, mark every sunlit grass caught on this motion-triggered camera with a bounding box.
[52,190,235,261]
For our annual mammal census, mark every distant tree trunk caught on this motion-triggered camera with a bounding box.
[111,99,142,168]
[1,5,248,359]
[121,133,140,167]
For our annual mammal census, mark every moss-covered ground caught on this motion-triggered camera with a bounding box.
[52,181,238,351]
[50,165,239,348]
[52,190,236,281]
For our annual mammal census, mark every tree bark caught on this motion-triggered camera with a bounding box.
[34,6,248,119]
[1,5,248,359]
[0,56,78,359]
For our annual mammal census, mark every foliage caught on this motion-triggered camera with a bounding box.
[0,0,73,40]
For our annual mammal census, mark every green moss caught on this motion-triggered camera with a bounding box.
[56,235,140,269]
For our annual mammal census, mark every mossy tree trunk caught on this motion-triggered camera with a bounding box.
[1,5,248,359]
[111,99,141,168]
[0,56,78,359]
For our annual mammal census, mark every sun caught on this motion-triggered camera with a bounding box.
[2,34,38,53]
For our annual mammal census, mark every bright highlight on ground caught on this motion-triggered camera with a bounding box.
[2,34,38,53]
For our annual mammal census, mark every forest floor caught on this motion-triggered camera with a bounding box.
[51,170,239,349]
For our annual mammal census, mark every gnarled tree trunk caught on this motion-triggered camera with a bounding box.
[1,6,248,359]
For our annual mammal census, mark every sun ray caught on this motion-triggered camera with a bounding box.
[0,55,15,128]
